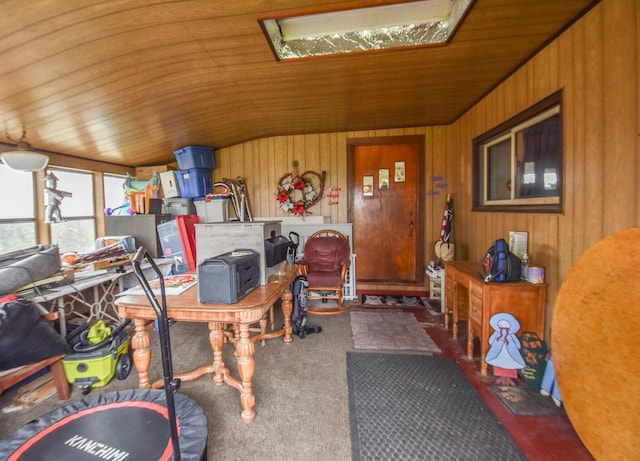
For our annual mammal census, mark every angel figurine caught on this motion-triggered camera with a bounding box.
[485,312,526,386]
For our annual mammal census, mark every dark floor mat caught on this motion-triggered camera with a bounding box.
[491,385,566,416]
[361,294,425,307]
[347,353,526,461]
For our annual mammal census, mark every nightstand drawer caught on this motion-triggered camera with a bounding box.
[469,295,481,323]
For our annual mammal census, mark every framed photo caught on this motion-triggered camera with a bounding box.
[379,169,390,189]
[362,175,374,196]
[394,161,405,182]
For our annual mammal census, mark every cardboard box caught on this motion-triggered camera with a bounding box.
[135,165,172,181]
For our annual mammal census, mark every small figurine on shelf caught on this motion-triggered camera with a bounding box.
[44,170,72,223]
[485,312,526,386]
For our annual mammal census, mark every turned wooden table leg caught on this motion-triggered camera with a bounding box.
[209,321,227,385]
[235,322,256,423]
[131,318,151,389]
[281,288,293,344]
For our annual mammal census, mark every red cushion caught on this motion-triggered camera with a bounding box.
[303,237,350,273]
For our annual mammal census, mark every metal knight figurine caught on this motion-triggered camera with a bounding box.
[44,171,72,223]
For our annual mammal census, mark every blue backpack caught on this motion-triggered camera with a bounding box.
[483,238,521,282]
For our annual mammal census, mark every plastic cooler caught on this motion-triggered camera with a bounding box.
[175,169,213,199]
[157,214,200,272]
[173,145,215,170]
[163,197,196,216]
[194,196,230,223]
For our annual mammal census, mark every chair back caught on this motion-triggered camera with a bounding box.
[304,235,350,272]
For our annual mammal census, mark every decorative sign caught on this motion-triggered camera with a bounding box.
[327,186,341,206]
[429,174,448,196]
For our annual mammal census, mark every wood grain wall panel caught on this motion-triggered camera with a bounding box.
[583,9,606,249]
[569,20,587,264]
[602,0,637,234]
[212,0,639,335]
[557,24,576,281]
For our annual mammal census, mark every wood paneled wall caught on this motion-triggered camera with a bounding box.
[214,0,638,336]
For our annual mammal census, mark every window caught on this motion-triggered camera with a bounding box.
[0,165,37,253]
[104,173,127,214]
[259,0,474,60]
[473,91,563,212]
[48,169,96,253]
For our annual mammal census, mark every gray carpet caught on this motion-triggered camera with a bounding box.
[0,310,354,461]
[347,353,527,461]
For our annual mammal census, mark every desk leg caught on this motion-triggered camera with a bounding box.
[209,321,227,385]
[131,319,151,389]
[444,306,449,331]
[466,320,474,361]
[236,323,256,423]
[281,287,293,344]
[452,308,459,340]
[479,342,488,377]
[451,282,459,339]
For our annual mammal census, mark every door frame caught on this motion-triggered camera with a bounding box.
[347,135,426,287]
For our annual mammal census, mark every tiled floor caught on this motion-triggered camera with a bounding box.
[411,304,595,461]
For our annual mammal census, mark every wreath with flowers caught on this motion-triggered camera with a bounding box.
[276,161,325,217]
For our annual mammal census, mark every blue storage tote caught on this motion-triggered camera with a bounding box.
[173,145,215,170]
[175,169,212,198]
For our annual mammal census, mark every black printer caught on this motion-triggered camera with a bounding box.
[197,249,260,304]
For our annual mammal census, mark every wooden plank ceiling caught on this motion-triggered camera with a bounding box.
[0,0,597,168]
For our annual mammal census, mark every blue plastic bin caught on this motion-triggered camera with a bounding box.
[175,169,212,198]
[173,145,215,170]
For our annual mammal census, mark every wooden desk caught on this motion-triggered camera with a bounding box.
[444,261,546,376]
[115,264,298,423]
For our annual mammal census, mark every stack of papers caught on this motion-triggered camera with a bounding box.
[118,274,197,296]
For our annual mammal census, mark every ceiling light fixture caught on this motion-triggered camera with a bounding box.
[1,128,50,172]
[260,0,474,60]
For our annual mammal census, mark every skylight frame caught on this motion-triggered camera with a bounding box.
[258,0,475,61]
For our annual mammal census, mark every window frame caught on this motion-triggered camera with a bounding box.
[0,165,39,252]
[472,90,563,213]
[46,167,98,254]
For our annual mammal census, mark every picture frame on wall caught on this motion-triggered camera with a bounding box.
[379,169,389,189]
[394,161,405,182]
[363,175,374,196]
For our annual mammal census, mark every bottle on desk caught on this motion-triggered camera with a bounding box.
[521,253,529,281]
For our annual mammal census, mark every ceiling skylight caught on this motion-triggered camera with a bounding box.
[260,0,474,60]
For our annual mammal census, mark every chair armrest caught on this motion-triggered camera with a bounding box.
[298,261,309,276]
[340,263,349,281]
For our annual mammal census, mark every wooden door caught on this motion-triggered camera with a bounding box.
[348,136,424,284]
